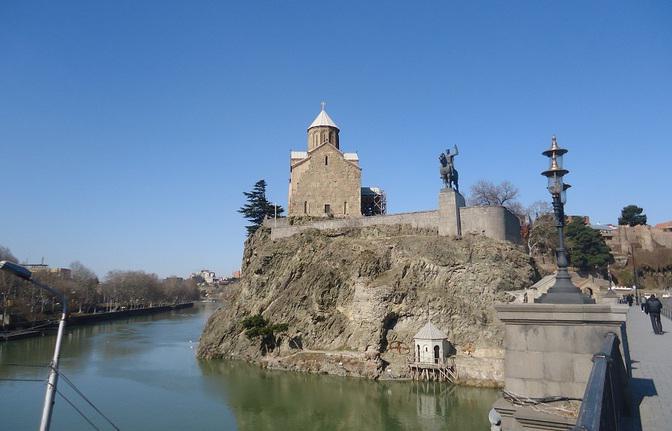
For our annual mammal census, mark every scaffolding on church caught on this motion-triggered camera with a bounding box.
[361,187,387,216]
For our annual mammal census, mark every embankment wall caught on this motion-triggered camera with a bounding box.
[269,211,438,240]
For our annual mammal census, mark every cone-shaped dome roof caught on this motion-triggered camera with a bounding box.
[308,103,339,130]
[413,321,448,340]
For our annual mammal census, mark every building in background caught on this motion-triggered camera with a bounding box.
[23,262,72,279]
[191,269,216,285]
[655,221,672,233]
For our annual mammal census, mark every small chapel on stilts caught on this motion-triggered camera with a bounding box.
[409,320,457,382]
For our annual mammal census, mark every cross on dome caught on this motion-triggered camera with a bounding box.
[308,102,339,130]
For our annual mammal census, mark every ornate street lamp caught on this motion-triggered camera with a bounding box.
[535,136,594,304]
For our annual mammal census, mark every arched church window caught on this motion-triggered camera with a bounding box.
[325,155,328,166]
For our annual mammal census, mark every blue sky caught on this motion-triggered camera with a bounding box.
[1,1,670,278]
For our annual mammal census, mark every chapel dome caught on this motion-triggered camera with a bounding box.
[308,104,339,130]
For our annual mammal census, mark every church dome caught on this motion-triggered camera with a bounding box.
[413,321,448,340]
[308,103,339,130]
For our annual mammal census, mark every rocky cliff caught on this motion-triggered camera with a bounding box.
[198,225,538,386]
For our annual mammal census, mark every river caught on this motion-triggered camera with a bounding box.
[0,303,499,430]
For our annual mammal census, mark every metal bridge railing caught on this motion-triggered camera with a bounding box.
[661,301,672,321]
[572,332,631,431]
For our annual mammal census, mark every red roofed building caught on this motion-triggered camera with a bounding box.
[655,221,672,233]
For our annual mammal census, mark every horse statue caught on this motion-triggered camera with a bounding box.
[439,145,459,191]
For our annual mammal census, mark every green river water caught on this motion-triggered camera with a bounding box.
[0,303,498,430]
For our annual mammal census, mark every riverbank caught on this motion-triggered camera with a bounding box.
[0,302,194,341]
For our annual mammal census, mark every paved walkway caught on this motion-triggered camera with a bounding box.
[624,306,671,431]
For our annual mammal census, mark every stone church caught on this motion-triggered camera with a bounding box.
[288,105,362,217]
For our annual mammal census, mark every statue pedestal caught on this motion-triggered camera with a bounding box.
[438,188,465,237]
[492,303,629,430]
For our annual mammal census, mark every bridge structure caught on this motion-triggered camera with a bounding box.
[620,307,671,431]
[493,304,672,430]
[571,307,672,431]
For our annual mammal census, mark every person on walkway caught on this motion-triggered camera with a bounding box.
[646,294,664,335]
[627,295,633,307]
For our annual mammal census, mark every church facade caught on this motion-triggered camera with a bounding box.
[288,105,362,218]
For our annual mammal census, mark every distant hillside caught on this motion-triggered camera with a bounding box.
[605,225,672,290]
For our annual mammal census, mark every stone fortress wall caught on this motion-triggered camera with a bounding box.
[460,206,522,243]
[268,192,522,244]
[268,210,439,240]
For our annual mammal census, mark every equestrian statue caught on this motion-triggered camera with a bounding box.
[439,145,459,191]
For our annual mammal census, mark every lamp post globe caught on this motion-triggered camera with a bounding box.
[535,136,594,304]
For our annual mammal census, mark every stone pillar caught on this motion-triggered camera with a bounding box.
[598,289,620,305]
[492,303,629,430]
[438,188,465,237]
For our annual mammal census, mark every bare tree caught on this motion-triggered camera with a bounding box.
[0,246,17,263]
[162,277,200,303]
[102,270,161,308]
[527,213,558,260]
[469,180,520,206]
[526,201,553,222]
[70,261,99,313]
[101,270,197,308]
[70,261,98,283]
[468,180,527,222]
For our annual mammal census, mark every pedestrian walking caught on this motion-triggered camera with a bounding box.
[627,295,633,307]
[646,294,664,335]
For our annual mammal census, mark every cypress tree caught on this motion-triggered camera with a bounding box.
[618,205,647,226]
[238,180,284,236]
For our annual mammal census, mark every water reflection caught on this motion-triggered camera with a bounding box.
[199,360,498,431]
[1,305,497,430]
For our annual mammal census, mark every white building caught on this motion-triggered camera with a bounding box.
[193,269,216,285]
[413,321,451,365]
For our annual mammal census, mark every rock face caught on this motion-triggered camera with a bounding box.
[198,225,538,386]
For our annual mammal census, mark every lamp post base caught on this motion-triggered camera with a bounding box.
[535,291,595,304]
[535,268,595,304]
